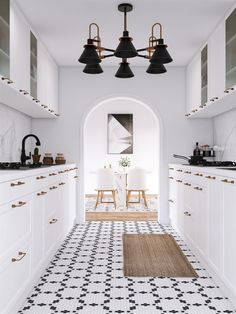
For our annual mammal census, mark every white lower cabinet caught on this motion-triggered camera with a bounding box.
[0,164,77,314]
[169,164,236,307]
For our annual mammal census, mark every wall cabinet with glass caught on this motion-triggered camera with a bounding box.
[201,45,208,105]
[0,0,10,78]
[226,8,236,90]
[30,32,37,99]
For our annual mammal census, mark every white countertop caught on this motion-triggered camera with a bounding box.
[169,163,236,179]
[0,163,76,183]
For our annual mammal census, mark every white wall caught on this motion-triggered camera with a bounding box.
[84,98,159,194]
[32,66,213,224]
[0,103,31,162]
[214,108,236,161]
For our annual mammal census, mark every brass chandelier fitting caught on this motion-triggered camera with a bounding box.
[78,3,173,78]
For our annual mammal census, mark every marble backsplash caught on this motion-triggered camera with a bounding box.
[214,108,236,161]
[0,103,32,162]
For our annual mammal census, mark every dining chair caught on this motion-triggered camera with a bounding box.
[126,167,148,208]
[95,168,117,209]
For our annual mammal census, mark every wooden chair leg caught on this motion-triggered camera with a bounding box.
[112,190,116,209]
[142,190,148,208]
[95,191,100,209]
[138,191,141,203]
[101,191,104,202]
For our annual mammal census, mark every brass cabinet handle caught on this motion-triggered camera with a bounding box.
[191,109,198,113]
[55,113,60,117]
[59,182,66,186]
[185,113,191,117]
[221,179,234,184]
[37,191,47,196]
[194,173,203,176]
[205,176,216,180]
[50,186,58,190]
[184,183,191,186]
[168,176,174,179]
[74,175,78,179]
[41,104,48,109]
[32,98,40,103]
[193,187,203,191]
[11,201,26,208]
[49,173,57,176]
[36,176,46,180]
[19,89,29,95]
[1,77,13,84]
[168,199,174,203]
[176,169,183,172]
[210,97,219,101]
[169,167,174,170]
[49,218,58,224]
[224,87,234,93]
[184,171,192,174]
[10,181,25,187]
[184,211,191,217]
[12,251,26,262]
[176,180,182,183]
[58,170,65,174]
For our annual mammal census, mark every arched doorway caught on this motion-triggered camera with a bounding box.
[79,96,163,222]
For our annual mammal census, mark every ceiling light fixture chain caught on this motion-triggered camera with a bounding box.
[78,3,172,77]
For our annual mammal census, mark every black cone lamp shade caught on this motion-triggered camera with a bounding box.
[146,63,166,74]
[115,60,134,78]
[83,63,103,74]
[114,35,137,58]
[78,40,101,64]
[150,40,173,64]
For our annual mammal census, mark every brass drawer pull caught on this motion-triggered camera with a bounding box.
[11,201,26,208]
[49,173,57,176]
[10,181,25,187]
[169,167,174,170]
[176,169,183,172]
[184,183,191,186]
[58,170,65,174]
[50,186,58,190]
[37,191,47,196]
[32,98,40,103]
[19,89,29,95]
[210,97,219,101]
[205,176,216,180]
[176,180,182,183]
[59,182,66,186]
[168,199,174,203]
[168,176,174,179]
[184,211,191,217]
[194,173,203,176]
[12,251,26,262]
[48,109,55,113]
[49,218,58,224]
[41,104,48,109]
[184,171,192,174]
[55,113,60,117]
[74,176,78,179]
[221,179,234,184]
[36,176,46,180]
[194,187,203,191]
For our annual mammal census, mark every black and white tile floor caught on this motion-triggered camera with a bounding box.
[19,221,236,314]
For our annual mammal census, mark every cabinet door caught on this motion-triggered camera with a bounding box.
[223,181,236,294]
[182,184,195,245]
[10,3,30,92]
[37,41,48,105]
[31,191,45,271]
[0,0,10,78]
[186,53,201,113]
[207,178,223,273]
[169,177,178,228]
[226,8,236,90]
[208,21,225,100]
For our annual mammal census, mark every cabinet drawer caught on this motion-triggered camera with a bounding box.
[0,196,31,256]
[0,240,31,312]
[0,176,34,206]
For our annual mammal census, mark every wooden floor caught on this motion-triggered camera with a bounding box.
[86,211,158,221]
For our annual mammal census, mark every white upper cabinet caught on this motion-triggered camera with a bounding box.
[0,0,10,78]
[208,21,225,101]
[186,53,201,114]
[38,41,58,114]
[10,3,30,93]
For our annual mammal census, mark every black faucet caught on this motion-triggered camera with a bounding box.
[21,134,41,165]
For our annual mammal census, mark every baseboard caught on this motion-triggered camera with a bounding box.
[176,227,236,309]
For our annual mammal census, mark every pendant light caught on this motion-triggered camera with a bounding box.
[78,3,173,77]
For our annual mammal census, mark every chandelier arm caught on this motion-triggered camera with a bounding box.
[151,22,163,39]
[101,54,114,59]
[89,23,100,39]
[102,47,116,52]
[137,54,149,59]
[137,47,150,52]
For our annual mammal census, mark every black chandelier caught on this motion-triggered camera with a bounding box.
[78,3,173,78]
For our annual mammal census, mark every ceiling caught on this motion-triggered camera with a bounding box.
[15,0,235,67]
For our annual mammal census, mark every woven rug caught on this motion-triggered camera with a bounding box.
[123,234,198,277]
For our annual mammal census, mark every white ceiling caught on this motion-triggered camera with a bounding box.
[15,0,235,67]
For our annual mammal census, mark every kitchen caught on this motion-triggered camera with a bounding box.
[1,0,236,313]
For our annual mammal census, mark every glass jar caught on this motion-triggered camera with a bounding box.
[43,153,54,165]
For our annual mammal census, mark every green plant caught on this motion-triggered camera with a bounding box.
[118,156,131,167]
[34,147,39,155]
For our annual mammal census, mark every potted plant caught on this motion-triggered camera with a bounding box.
[118,156,131,171]
[32,147,41,164]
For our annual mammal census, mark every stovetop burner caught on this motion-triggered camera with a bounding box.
[185,161,236,167]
